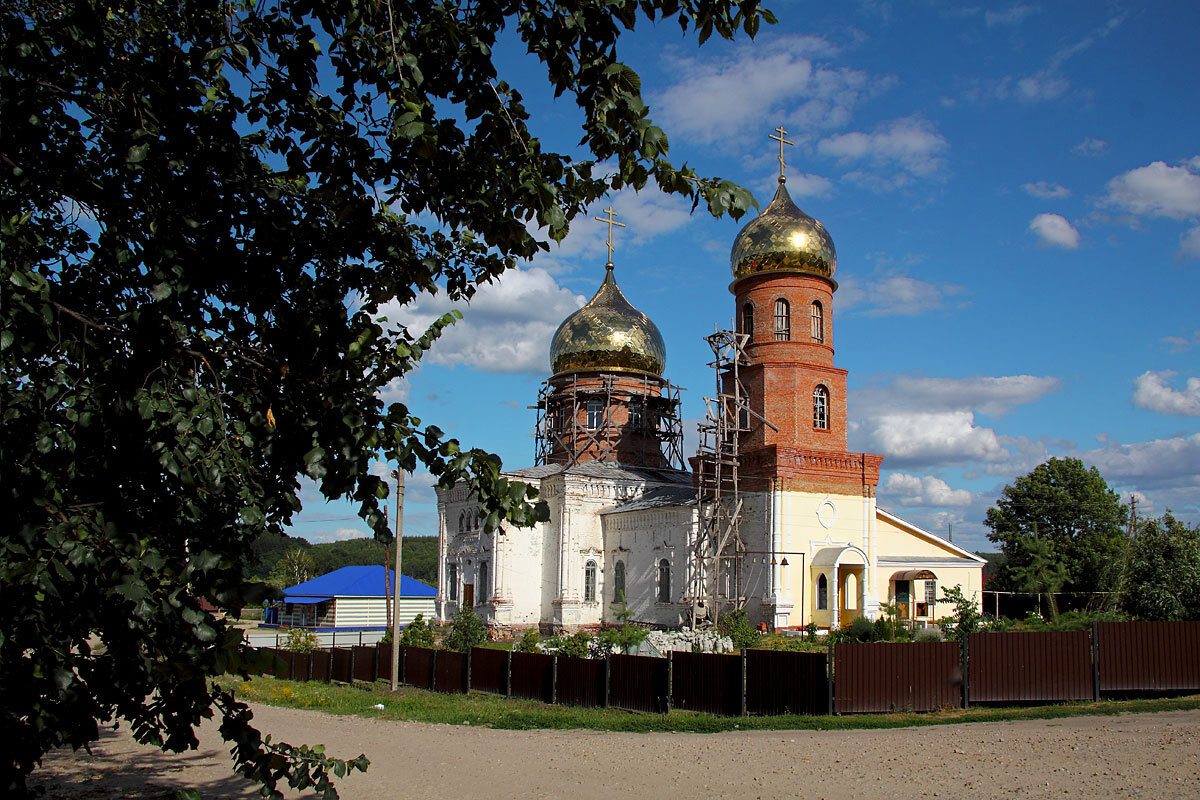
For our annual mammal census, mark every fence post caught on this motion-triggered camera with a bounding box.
[327,647,334,683]
[505,649,513,699]
[603,653,611,709]
[666,651,674,713]
[960,635,970,709]
[739,649,748,717]
[551,655,558,705]
[308,651,314,682]
[826,641,834,716]
[1091,621,1101,702]
[401,645,407,685]
[349,646,356,684]
[431,649,438,692]
[374,643,380,682]
[466,647,473,694]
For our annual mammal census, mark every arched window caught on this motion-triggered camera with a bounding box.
[817,573,829,610]
[584,559,597,603]
[813,385,829,430]
[586,399,604,430]
[741,303,754,340]
[448,564,458,601]
[657,559,671,603]
[478,561,489,604]
[476,508,483,531]
[628,401,644,430]
[458,511,465,533]
[774,298,790,341]
[613,560,626,604]
[810,301,824,343]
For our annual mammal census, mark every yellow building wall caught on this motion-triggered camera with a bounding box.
[873,513,983,622]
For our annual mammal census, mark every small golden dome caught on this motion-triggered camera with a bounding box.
[730,181,837,282]
[550,265,666,376]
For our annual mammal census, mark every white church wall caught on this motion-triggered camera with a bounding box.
[601,504,692,628]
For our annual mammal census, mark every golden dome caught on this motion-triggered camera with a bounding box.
[550,264,666,376]
[730,181,837,282]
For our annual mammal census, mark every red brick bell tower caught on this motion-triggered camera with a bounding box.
[729,133,881,495]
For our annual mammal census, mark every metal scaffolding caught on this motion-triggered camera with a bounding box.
[690,328,775,628]
[532,372,685,470]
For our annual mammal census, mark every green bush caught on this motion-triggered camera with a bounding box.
[845,616,875,642]
[444,608,487,653]
[281,629,320,653]
[398,614,436,647]
[557,631,592,659]
[718,609,760,651]
[913,626,945,642]
[514,629,541,653]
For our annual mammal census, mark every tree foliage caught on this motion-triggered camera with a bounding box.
[985,458,1127,596]
[444,608,487,653]
[1121,513,1200,621]
[0,0,769,793]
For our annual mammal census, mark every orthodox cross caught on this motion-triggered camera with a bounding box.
[769,124,794,182]
[594,207,626,263]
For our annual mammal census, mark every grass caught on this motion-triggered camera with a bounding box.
[222,674,1200,734]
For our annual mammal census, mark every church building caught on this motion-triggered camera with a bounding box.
[435,138,984,633]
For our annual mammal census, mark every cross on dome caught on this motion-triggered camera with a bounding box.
[594,206,626,265]
[769,124,794,184]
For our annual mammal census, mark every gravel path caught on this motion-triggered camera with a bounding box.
[32,705,1200,799]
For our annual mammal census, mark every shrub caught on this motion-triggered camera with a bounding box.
[282,629,320,653]
[843,616,875,643]
[398,614,436,648]
[937,586,981,643]
[598,600,649,655]
[913,626,945,643]
[718,609,760,651]
[557,631,592,659]
[444,608,487,653]
[514,629,541,653]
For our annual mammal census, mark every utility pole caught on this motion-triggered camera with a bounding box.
[948,523,953,543]
[389,469,405,691]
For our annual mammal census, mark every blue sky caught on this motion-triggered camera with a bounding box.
[290,1,1200,553]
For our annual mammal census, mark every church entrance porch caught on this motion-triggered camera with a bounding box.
[837,566,864,625]
[810,544,872,630]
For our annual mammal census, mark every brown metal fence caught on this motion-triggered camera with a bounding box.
[404,646,436,689]
[352,645,376,682]
[311,649,331,682]
[746,649,828,716]
[376,645,392,681]
[470,647,509,695]
[671,651,742,716]
[835,642,960,713]
[555,655,606,708]
[509,652,555,703]
[609,653,669,713]
[1098,621,1200,693]
[434,650,468,693]
[970,631,1092,703]
[330,648,353,683]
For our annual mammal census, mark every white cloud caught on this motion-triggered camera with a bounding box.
[986,4,1041,26]
[787,173,835,198]
[1103,159,1200,220]
[651,35,889,144]
[1073,137,1108,157]
[308,527,369,544]
[837,274,966,316]
[880,375,1062,416]
[1029,213,1081,249]
[818,116,948,181]
[980,15,1124,105]
[1132,370,1200,417]
[382,267,585,374]
[883,473,974,506]
[1161,335,1192,353]
[1178,226,1200,262]
[1078,433,1200,491]
[856,410,1008,467]
[1022,181,1071,199]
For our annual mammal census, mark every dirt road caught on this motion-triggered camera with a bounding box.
[32,705,1200,799]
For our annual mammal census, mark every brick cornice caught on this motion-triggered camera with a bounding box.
[740,445,883,493]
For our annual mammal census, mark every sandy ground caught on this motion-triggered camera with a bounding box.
[31,705,1200,800]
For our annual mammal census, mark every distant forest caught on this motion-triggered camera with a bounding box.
[249,532,438,587]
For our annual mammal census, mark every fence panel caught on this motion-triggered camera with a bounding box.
[555,655,605,708]
[470,648,509,695]
[609,654,669,713]
[311,649,331,683]
[671,651,741,716]
[969,631,1091,703]
[834,642,959,713]
[1098,621,1200,692]
[435,650,468,693]
[376,644,392,682]
[509,652,555,703]
[405,646,436,689]
[352,645,377,682]
[291,652,313,682]
[330,648,354,683]
[747,649,829,716]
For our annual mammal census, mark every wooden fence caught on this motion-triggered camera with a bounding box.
[254,621,1200,717]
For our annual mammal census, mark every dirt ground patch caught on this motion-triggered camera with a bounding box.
[31,704,1200,799]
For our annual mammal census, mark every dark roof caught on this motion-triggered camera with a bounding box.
[505,461,692,484]
[283,566,436,599]
[601,485,697,514]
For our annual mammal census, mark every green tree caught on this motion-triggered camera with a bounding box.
[268,547,316,589]
[717,608,760,651]
[1006,532,1068,619]
[985,458,1126,598]
[1121,513,1200,621]
[1,0,767,794]
[937,585,981,643]
[444,608,487,653]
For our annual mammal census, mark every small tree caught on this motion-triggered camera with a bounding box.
[556,631,592,659]
[717,608,760,651]
[937,586,981,643]
[268,548,316,589]
[398,614,437,648]
[282,629,321,654]
[1121,513,1200,620]
[598,601,649,655]
[514,629,541,653]
[1006,533,1068,619]
[444,608,486,653]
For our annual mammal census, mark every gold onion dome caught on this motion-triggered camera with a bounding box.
[730,180,837,282]
[550,264,666,376]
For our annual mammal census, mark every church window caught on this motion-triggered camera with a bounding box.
[811,301,824,343]
[613,560,626,603]
[458,511,465,533]
[774,299,790,341]
[817,573,829,610]
[476,508,483,531]
[478,561,489,604]
[448,564,458,601]
[586,399,604,430]
[657,559,671,603]
[813,385,829,430]
[584,560,597,603]
[628,402,644,429]
[741,303,754,340]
